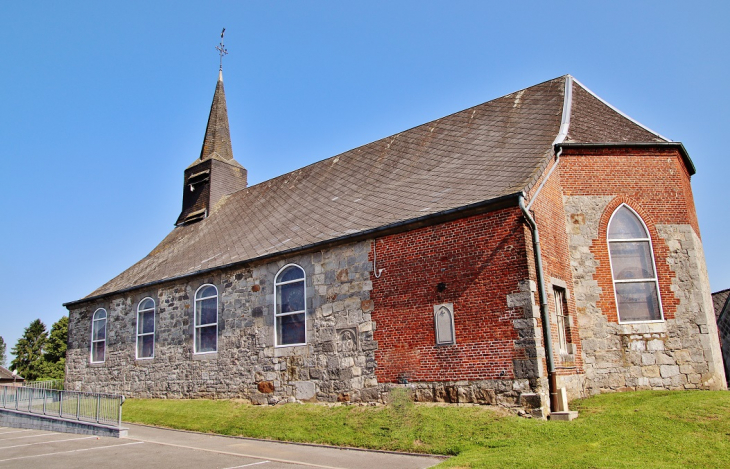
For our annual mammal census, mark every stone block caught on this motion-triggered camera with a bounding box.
[474,388,496,405]
[660,365,680,378]
[656,353,676,365]
[519,392,542,410]
[294,381,316,400]
[646,339,665,351]
[628,340,646,352]
[641,353,656,366]
[258,381,275,393]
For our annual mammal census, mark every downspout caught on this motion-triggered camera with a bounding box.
[519,75,573,413]
[519,194,558,412]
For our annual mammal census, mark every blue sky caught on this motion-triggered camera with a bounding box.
[1,1,729,361]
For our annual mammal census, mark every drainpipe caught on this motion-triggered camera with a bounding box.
[519,193,558,413]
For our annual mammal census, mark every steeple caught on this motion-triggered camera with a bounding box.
[176,31,247,226]
[198,70,234,163]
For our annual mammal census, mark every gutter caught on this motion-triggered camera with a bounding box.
[64,192,522,307]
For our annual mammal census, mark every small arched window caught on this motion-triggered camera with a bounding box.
[275,264,306,346]
[137,298,155,359]
[194,284,218,353]
[91,308,107,363]
[607,205,663,323]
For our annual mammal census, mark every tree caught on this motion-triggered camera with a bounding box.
[41,316,68,380]
[10,319,47,381]
[0,336,6,368]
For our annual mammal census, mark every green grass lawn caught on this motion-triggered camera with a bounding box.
[123,390,730,468]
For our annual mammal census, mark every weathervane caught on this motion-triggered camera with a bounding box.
[215,28,228,71]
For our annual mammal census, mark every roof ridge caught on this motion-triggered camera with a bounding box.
[570,77,671,142]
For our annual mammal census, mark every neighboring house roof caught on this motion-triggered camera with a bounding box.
[713,289,730,321]
[69,75,688,304]
[0,366,23,381]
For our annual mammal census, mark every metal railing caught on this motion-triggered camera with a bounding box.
[0,384,124,428]
[22,379,64,391]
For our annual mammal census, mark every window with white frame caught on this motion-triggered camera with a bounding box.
[194,284,218,353]
[554,287,571,355]
[91,308,107,363]
[275,264,306,346]
[608,204,663,322]
[137,297,155,359]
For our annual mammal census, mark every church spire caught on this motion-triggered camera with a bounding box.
[176,30,247,226]
[198,71,234,162]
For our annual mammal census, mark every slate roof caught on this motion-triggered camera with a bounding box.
[713,289,730,321]
[194,70,236,166]
[0,366,23,382]
[71,75,681,303]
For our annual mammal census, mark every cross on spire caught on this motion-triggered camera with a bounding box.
[215,28,228,71]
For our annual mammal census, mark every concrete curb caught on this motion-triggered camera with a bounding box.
[126,421,449,459]
[1,408,127,438]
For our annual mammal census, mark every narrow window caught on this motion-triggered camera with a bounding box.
[136,297,155,359]
[275,264,306,346]
[608,205,663,322]
[554,287,571,355]
[91,308,107,363]
[194,284,218,353]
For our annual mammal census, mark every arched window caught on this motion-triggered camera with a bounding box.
[194,284,218,353]
[275,264,306,346]
[91,308,107,363]
[137,297,155,359]
[607,205,663,323]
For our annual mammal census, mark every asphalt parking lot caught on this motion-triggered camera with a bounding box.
[0,423,445,469]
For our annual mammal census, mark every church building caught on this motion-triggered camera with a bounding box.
[64,70,726,418]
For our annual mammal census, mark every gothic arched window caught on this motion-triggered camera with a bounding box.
[137,297,155,359]
[275,264,306,346]
[91,308,107,363]
[194,284,218,353]
[607,205,663,323]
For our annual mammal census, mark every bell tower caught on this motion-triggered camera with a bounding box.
[176,31,247,225]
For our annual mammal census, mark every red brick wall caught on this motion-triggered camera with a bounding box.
[370,206,532,382]
[526,158,584,375]
[559,147,697,323]
[560,147,699,234]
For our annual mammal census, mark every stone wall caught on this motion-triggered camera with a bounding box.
[66,241,381,404]
[563,194,726,394]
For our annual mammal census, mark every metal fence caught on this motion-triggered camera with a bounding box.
[0,384,124,427]
[22,379,64,391]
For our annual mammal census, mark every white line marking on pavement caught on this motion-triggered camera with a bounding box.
[0,441,144,462]
[0,430,31,435]
[0,433,60,441]
[127,439,342,469]
[222,461,270,469]
[1,436,96,449]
